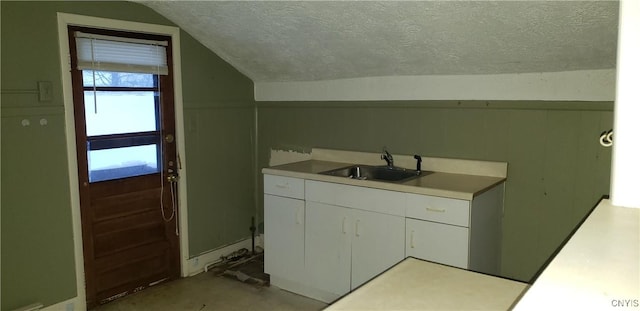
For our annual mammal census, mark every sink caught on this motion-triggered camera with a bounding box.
[319,165,430,182]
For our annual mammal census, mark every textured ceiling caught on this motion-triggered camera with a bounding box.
[140,1,619,82]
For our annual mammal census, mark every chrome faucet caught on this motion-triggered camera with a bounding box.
[381,147,394,168]
[414,154,422,173]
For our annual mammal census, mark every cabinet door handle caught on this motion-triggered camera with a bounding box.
[410,230,415,249]
[355,219,361,237]
[275,183,289,189]
[295,207,302,225]
[425,207,446,213]
[342,217,347,234]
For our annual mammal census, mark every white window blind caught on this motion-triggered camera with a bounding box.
[75,32,169,75]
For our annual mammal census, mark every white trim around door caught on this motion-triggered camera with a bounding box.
[56,12,190,310]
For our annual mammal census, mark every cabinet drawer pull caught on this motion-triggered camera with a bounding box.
[342,217,347,234]
[355,219,361,237]
[295,208,302,225]
[275,183,289,189]
[425,207,446,213]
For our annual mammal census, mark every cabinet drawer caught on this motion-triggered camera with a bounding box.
[305,180,406,217]
[406,194,470,227]
[264,175,304,199]
[406,218,469,269]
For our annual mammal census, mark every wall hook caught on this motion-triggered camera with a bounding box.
[599,129,613,147]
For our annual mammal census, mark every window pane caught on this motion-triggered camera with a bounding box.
[88,144,159,182]
[83,70,155,87]
[84,91,157,136]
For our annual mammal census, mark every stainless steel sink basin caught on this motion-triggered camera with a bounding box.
[319,165,430,182]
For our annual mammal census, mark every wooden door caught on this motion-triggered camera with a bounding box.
[68,26,180,308]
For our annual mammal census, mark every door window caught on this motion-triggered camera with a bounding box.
[83,70,161,182]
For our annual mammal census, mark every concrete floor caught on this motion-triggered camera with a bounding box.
[93,271,327,311]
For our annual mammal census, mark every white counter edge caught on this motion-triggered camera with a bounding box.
[513,198,640,310]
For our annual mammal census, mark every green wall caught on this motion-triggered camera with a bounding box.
[1,1,254,310]
[257,100,613,282]
[0,0,615,308]
[179,13,256,256]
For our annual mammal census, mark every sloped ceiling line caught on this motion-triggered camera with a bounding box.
[140,1,619,83]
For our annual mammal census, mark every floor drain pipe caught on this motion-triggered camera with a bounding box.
[250,216,257,255]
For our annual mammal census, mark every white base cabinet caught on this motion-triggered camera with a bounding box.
[305,201,405,301]
[263,175,306,293]
[405,183,504,275]
[263,174,504,303]
[350,207,405,289]
[264,194,305,282]
[406,218,469,269]
[304,202,351,299]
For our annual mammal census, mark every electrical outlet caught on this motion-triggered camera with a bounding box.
[38,81,53,102]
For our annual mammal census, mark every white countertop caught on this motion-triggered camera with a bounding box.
[324,257,528,311]
[513,199,640,310]
[263,148,507,200]
[262,160,505,200]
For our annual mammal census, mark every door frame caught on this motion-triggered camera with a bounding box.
[57,13,190,310]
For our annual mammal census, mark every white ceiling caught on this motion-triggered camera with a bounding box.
[140,1,619,83]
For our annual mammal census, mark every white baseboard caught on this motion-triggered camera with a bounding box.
[187,236,263,276]
[38,297,79,311]
[30,238,264,311]
[12,303,44,311]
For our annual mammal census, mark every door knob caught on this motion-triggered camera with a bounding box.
[165,134,174,143]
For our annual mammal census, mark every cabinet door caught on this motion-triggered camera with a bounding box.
[406,218,469,269]
[264,194,305,281]
[305,202,351,298]
[351,209,405,289]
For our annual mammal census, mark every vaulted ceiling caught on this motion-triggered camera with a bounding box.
[140,1,619,83]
